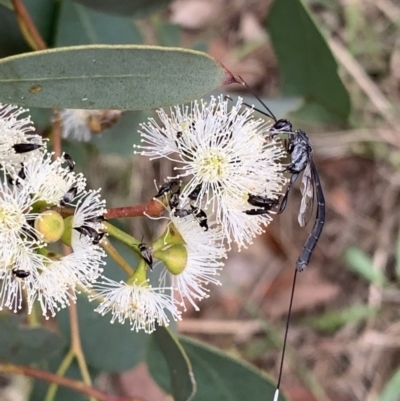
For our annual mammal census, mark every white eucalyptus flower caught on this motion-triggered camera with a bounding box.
[0,103,46,171]
[0,152,106,317]
[91,276,181,333]
[60,109,96,142]
[157,208,226,311]
[0,178,43,265]
[0,244,41,312]
[137,95,287,248]
[60,109,122,142]
[17,152,86,206]
[3,249,82,319]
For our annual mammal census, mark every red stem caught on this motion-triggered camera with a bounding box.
[105,199,165,220]
[0,363,140,401]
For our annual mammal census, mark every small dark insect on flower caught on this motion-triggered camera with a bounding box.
[169,188,181,210]
[167,185,209,230]
[173,207,192,218]
[8,164,26,185]
[84,214,106,224]
[139,242,153,270]
[12,143,43,154]
[244,194,280,215]
[74,225,104,245]
[63,153,75,172]
[188,184,203,201]
[155,180,180,198]
[190,205,208,231]
[12,268,30,278]
[60,186,78,206]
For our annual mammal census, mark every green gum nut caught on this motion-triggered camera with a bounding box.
[60,216,73,247]
[154,244,187,275]
[127,259,148,286]
[152,223,185,251]
[34,210,65,243]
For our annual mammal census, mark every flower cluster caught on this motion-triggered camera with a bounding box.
[0,104,106,318]
[0,96,288,334]
[94,95,288,332]
[136,95,287,249]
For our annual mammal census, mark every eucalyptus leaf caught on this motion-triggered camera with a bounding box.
[0,314,65,364]
[147,327,196,401]
[54,239,148,372]
[266,0,350,122]
[0,0,12,10]
[0,0,55,58]
[30,354,98,401]
[72,0,173,17]
[56,293,149,372]
[55,0,143,46]
[148,335,286,401]
[0,45,232,110]
[155,22,182,47]
[29,355,98,401]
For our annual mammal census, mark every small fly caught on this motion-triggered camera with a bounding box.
[138,240,153,270]
[244,193,280,215]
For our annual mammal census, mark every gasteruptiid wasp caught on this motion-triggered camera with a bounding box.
[235,77,326,401]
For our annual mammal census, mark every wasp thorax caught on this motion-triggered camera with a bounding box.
[154,244,188,275]
[34,210,65,243]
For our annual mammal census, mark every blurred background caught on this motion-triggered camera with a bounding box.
[1,0,400,401]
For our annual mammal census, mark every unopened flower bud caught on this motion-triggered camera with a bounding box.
[127,259,148,285]
[152,223,184,251]
[60,216,73,246]
[34,210,65,243]
[154,244,187,275]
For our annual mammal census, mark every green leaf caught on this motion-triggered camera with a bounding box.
[0,314,65,364]
[71,0,173,17]
[55,0,143,46]
[148,335,286,401]
[266,0,350,122]
[0,0,12,10]
[379,367,400,401]
[344,246,388,286]
[0,45,232,110]
[155,21,182,47]
[56,293,149,372]
[30,354,98,401]
[147,327,196,401]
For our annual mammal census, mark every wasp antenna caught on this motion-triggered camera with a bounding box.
[241,101,275,119]
[236,75,277,122]
[274,268,298,399]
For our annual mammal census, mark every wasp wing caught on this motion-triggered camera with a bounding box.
[298,162,314,227]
